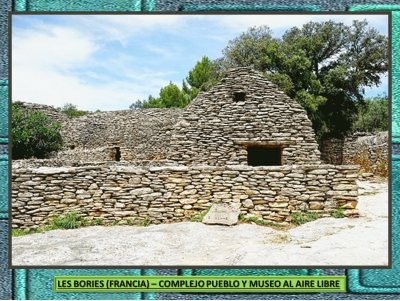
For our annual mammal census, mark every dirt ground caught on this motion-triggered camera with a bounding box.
[12,180,389,266]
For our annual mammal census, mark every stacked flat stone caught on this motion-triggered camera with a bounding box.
[321,131,388,173]
[12,164,359,229]
[12,67,360,229]
[169,67,322,165]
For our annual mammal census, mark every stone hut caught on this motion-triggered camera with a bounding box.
[12,67,359,229]
[50,67,322,166]
[168,68,321,166]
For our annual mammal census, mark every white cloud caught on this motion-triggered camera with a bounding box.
[12,14,388,112]
[13,25,96,70]
[70,15,188,44]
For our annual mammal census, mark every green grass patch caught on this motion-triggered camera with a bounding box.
[332,207,345,218]
[12,211,90,236]
[238,214,288,229]
[190,208,210,222]
[289,211,320,226]
[239,214,271,226]
[91,218,103,226]
[48,211,88,230]
[12,228,34,237]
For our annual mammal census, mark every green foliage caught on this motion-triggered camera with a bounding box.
[221,20,388,140]
[48,212,88,230]
[60,103,88,118]
[184,56,222,99]
[289,211,320,226]
[141,217,151,227]
[12,228,34,237]
[239,214,271,226]
[130,56,220,109]
[130,82,189,109]
[129,20,387,140]
[222,26,276,70]
[12,102,63,159]
[190,208,210,222]
[238,214,288,229]
[92,218,103,226]
[332,208,345,218]
[352,96,389,132]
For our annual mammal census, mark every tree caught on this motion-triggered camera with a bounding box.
[130,82,188,109]
[352,96,388,133]
[183,56,222,100]
[221,20,388,140]
[12,102,63,159]
[130,57,221,109]
[222,26,276,70]
[60,103,88,118]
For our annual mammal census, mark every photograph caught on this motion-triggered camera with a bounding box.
[10,13,389,267]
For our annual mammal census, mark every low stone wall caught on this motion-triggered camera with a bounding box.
[15,101,69,125]
[321,132,388,175]
[12,164,359,229]
[321,138,343,165]
[342,132,388,173]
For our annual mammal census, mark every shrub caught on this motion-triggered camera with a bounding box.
[12,102,63,159]
[352,96,388,133]
[60,103,88,118]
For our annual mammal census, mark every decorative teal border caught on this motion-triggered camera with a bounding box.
[0,80,8,140]
[4,0,397,299]
[348,5,400,12]
[346,6,399,293]
[180,4,320,11]
[13,0,156,11]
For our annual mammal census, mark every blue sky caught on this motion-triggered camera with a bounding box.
[12,14,389,111]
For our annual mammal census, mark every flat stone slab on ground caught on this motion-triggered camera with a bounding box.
[202,203,240,226]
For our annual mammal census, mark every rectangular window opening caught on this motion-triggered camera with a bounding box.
[114,147,121,161]
[233,91,246,102]
[247,146,282,166]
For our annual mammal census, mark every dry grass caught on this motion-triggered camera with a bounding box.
[351,149,387,178]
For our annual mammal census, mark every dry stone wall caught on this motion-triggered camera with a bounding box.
[169,68,322,165]
[17,68,321,166]
[12,68,361,229]
[12,163,359,230]
[321,138,344,165]
[15,101,69,125]
[60,109,181,161]
[321,132,388,174]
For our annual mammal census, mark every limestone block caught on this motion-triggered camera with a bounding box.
[202,203,240,226]
[242,199,254,208]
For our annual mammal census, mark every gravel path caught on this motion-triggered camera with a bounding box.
[12,180,388,266]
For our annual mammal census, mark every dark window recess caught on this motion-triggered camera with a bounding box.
[114,147,121,161]
[233,92,246,102]
[247,146,282,166]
